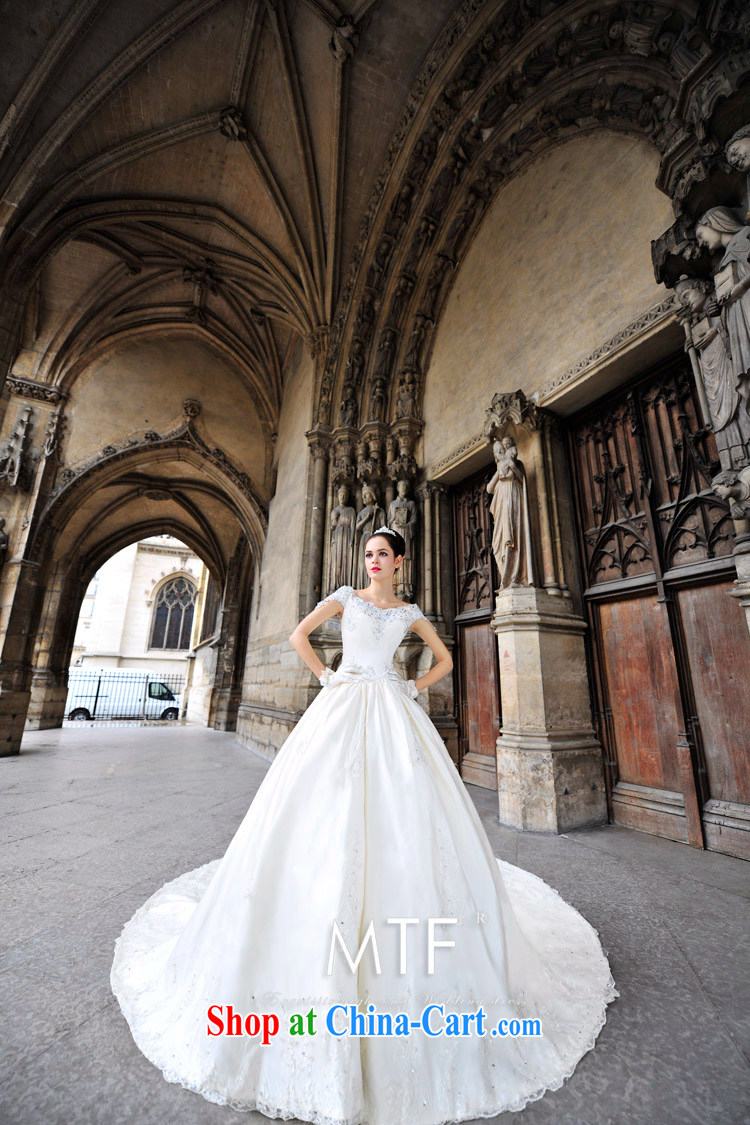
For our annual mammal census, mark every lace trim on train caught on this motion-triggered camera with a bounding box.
[111,857,618,1125]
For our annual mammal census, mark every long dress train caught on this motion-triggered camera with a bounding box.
[110,584,617,1125]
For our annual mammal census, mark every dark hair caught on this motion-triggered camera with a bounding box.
[364,527,406,562]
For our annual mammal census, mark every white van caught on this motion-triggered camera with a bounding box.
[65,668,183,721]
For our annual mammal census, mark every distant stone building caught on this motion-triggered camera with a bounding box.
[0,1,749,861]
[71,536,204,675]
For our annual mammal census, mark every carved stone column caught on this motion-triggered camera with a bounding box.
[484,390,607,832]
[0,558,41,755]
[542,420,570,597]
[530,426,561,595]
[0,377,71,740]
[491,589,606,832]
[210,535,249,731]
[26,667,69,730]
[304,429,332,614]
[25,565,80,730]
[433,483,447,621]
[416,480,435,616]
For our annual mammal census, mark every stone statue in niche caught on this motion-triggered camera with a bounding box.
[396,373,416,419]
[402,215,436,277]
[407,122,440,187]
[0,516,8,573]
[425,150,464,222]
[725,124,750,175]
[0,405,33,490]
[387,479,418,598]
[354,484,386,589]
[368,378,386,422]
[353,290,376,344]
[713,465,750,530]
[365,238,393,291]
[674,274,750,468]
[384,183,413,238]
[487,436,535,589]
[443,191,480,261]
[695,208,750,408]
[421,261,447,318]
[339,383,358,427]
[328,485,356,588]
[373,326,398,382]
[391,273,414,321]
[346,337,365,384]
[403,314,432,371]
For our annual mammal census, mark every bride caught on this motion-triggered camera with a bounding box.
[110,525,618,1125]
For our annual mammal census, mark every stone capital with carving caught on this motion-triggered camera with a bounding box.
[416,480,439,501]
[6,376,67,405]
[306,428,333,460]
[307,325,329,359]
[484,389,555,440]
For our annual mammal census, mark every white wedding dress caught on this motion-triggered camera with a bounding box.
[111,584,618,1125]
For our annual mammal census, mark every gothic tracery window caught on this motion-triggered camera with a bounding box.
[149,576,197,650]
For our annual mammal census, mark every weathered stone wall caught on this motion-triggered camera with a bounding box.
[422,132,674,468]
[252,337,314,638]
[64,336,267,487]
[236,337,316,756]
[184,641,218,725]
[237,635,309,762]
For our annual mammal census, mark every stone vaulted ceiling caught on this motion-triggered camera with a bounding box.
[2,0,748,455]
[0,0,459,435]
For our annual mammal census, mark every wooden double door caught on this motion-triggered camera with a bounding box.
[568,355,750,859]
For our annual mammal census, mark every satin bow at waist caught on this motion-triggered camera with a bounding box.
[327,662,401,686]
[319,663,418,700]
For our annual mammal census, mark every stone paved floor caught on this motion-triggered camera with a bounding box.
[1,725,748,1125]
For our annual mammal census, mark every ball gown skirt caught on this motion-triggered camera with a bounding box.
[110,585,618,1125]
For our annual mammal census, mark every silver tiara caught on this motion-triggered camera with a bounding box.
[373,524,392,534]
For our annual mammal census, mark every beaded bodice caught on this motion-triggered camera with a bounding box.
[315,584,425,681]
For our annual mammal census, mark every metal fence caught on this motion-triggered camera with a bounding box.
[64,669,186,723]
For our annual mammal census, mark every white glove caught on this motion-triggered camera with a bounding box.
[389,674,419,700]
[318,666,335,686]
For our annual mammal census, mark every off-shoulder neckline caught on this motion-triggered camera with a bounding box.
[350,589,412,611]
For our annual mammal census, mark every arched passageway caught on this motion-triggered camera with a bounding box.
[1,395,263,746]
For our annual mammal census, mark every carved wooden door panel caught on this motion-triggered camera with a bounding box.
[450,467,502,790]
[569,354,750,859]
[593,593,685,838]
[677,581,750,856]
